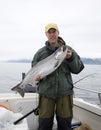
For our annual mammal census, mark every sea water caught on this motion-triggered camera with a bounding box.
[0,62,101,105]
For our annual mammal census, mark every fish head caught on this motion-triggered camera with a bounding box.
[55,45,68,60]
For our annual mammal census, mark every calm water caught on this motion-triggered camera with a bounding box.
[0,62,101,105]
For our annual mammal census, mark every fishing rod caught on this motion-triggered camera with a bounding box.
[73,73,98,85]
[13,106,39,125]
[13,73,99,125]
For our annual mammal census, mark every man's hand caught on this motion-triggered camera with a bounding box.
[66,50,72,59]
[35,75,41,81]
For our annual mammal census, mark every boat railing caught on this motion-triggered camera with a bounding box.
[74,86,101,105]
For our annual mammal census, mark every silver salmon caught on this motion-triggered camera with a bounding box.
[11,45,68,97]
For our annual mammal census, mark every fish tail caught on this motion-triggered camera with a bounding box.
[11,83,25,97]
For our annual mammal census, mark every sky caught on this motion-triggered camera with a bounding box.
[0,0,101,61]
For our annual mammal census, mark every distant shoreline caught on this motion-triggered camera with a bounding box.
[1,57,101,65]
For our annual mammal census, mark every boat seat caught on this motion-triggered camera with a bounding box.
[15,99,39,130]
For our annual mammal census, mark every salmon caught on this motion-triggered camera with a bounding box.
[11,45,68,97]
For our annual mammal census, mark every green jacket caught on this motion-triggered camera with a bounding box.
[32,37,84,98]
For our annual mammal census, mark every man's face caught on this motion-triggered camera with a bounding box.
[45,28,59,45]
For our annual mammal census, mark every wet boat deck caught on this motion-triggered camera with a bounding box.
[13,117,81,130]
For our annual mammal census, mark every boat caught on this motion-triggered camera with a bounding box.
[0,86,101,130]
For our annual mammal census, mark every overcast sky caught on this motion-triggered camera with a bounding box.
[0,0,101,61]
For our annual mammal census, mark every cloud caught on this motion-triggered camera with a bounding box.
[0,0,101,61]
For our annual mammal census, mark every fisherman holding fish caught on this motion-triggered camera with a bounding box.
[31,23,84,130]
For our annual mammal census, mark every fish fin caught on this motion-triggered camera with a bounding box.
[11,83,25,97]
[23,84,37,93]
[54,61,59,68]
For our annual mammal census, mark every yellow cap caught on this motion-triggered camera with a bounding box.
[45,23,59,32]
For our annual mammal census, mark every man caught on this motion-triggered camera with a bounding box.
[31,23,84,130]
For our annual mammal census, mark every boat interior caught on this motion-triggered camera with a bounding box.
[0,86,101,130]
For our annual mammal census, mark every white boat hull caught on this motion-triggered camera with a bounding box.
[73,98,101,130]
[0,93,101,130]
